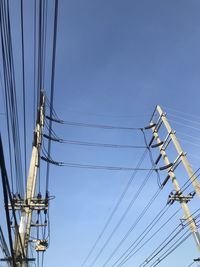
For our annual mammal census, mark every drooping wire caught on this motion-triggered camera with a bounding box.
[46,115,144,131]
[43,131,147,149]
[42,157,161,171]
[141,128,162,188]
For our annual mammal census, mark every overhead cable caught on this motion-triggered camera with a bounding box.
[41,157,162,171]
[88,170,157,267]
[168,113,200,126]
[138,209,200,267]
[80,150,148,267]
[114,207,181,267]
[45,0,58,193]
[43,134,147,149]
[20,0,27,183]
[101,187,161,267]
[168,119,200,132]
[45,115,143,131]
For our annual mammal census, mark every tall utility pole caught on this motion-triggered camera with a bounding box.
[149,105,200,250]
[14,91,47,266]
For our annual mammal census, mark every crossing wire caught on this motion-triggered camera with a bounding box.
[88,169,158,267]
[149,231,192,267]
[113,207,181,267]
[80,150,148,267]
[101,187,162,267]
[138,209,200,267]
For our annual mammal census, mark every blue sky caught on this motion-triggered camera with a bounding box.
[0,1,200,267]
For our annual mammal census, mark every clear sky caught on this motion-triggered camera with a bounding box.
[0,1,200,267]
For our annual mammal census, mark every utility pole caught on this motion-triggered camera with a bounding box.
[14,91,47,266]
[148,105,200,251]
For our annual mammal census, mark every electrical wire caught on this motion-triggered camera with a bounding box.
[114,207,181,267]
[186,262,195,267]
[33,0,37,129]
[178,132,200,142]
[138,209,200,267]
[42,157,161,171]
[168,113,200,126]
[43,134,147,149]
[168,119,200,132]
[20,0,27,184]
[149,231,191,267]
[80,150,148,267]
[101,187,161,267]
[88,169,157,267]
[141,128,162,188]
[46,116,143,131]
[179,138,200,148]
[45,0,58,194]
[163,106,200,121]
[179,168,200,195]
[0,0,24,196]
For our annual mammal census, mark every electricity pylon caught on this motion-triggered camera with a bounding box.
[149,105,200,250]
[13,91,47,266]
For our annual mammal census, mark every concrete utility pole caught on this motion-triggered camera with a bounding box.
[14,91,47,266]
[149,105,200,251]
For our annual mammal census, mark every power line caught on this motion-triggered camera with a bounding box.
[43,134,147,149]
[149,231,191,267]
[186,262,195,267]
[178,138,200,148]
[45,115,143,131]
[79,150,148,267]
[45,0,59,193]
[88,170,157,267]
[168,119,200,132]
[102,187,161,267]
[138,209,200,267]
[163,106,200,121]
[41,157,161,171]
[20,0,27,184]
[168,113,200,126]
[0,0,24,196]
[114,207,181,267]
